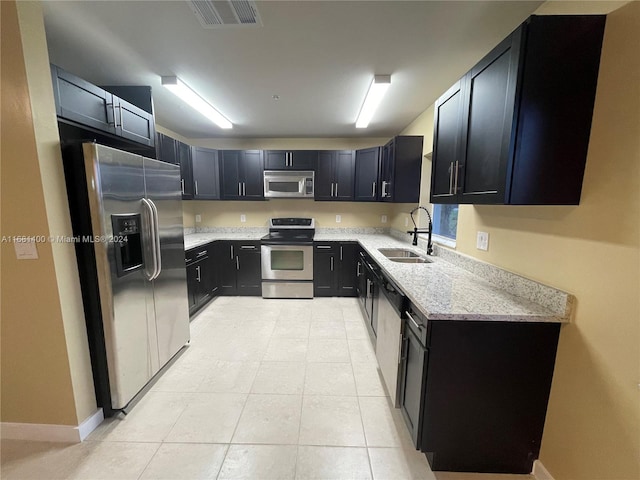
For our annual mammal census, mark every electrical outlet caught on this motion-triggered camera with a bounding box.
[335,214,341,223]
[240,214,246,223]
[381,215,388,224]
[195,214,201,223]
[476,231,489,251]
[405,217,409,227]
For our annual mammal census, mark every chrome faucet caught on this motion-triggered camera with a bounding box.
[407,206,433,255]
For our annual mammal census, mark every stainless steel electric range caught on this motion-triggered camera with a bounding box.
[261,218,315,298]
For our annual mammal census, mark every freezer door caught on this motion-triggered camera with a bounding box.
[84,143,159,409]
[143,157,190,366]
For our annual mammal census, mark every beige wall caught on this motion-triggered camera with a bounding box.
[0,0,95,426]
[401,2,640,478]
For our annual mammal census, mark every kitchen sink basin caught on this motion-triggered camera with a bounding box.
[378,248,420,258]
[389,257,432,264]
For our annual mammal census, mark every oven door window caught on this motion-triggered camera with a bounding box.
[271,250,304,270]
[269,181,301,193]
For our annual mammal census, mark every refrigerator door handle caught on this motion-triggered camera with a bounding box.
[148,199,162,280]
[141,198,158,280]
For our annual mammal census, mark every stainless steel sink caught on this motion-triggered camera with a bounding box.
[378,248,420,258]
[378,248,432,264]
[389,257,432,264]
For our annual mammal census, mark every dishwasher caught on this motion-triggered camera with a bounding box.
[374,271,407,407]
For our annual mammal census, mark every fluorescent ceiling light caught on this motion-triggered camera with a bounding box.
[161,76,232,129]
[355,75,391,129]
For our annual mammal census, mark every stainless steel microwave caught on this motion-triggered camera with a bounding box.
[263,170,314,198]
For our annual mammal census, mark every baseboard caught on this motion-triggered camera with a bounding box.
[533,459,556,480]
[1,408,103,443]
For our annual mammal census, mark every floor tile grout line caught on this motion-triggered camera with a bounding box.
[133,441,162,480]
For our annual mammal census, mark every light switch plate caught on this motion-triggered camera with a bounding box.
[335,214,341,223]
[381,215,388,224]
[195,214,201,223]
[240,214,246,223]
[477,231,489,251]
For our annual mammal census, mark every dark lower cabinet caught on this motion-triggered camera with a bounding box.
[313,242,358,297]
[217,241,261,296]
[185,243,218,316]
[398,303,562,474]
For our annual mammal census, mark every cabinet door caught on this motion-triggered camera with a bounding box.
[191,147,220,200]
[314,151,334,200]
[221,150,242,200]
[240,150,264,199]
[333,151,355,201]
[177,141,194,200]
[186,263,198,314]
[52,65,116,134]
[313,244,337,296]
[399,327,428,448]
[431,81,465,204]
[291,151,318,170]
[236,242,261,296]
[264,151,287,169]
[380,141,394,202]
[157,133,178,164]
[338,243,358,296]
[218,241,237,295]
[114,97,156,147]
[355,147,380,202]
[460,31,521,203]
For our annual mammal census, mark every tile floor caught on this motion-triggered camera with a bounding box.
[1,297,534,480]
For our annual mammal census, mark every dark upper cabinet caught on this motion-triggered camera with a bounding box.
[354,147,381,202]
[315,151,355,201]
[177,141,194,200]
[191,147,220,200]
[51,64,155,148]
[430,15,606,205]
[379,136,423,203]
[113,96,156,147]
[220,150,264,200]
[51,64,116,135]
[264,150,318,170]
[431,81,465,204]
[156,133,179,165]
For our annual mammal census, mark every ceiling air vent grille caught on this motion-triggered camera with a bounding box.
[188,0,262,28]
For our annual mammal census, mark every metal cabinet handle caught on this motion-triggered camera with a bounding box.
[330,256,334,271]
[316,245,332,249]
[340,246,343,261]
[196,265,201,282]
[406,311,423,330]
[236,257,240,270]
[240,245,256,250]
[357,262,361,276]
[113,104,122,128]
[453,161,460,193]
[449,162,454,195]
[372,182,376,197]
[243,182,246,196]
[381,181,387,198]
[330,183,334,197]
[335,183,338,197]
[196,250,207,258]
[230,244,234,260]
[181,179,185,195]
[195,180,199,195]
[400,336,409,362]
[238,182,242,196]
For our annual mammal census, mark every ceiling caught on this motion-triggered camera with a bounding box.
[42,1,544,139]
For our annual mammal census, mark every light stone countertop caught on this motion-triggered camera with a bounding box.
[183,230,571,323]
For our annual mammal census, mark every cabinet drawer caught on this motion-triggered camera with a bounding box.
[185,245,210,266]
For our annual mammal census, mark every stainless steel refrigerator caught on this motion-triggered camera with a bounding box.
[62,142,189,415]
